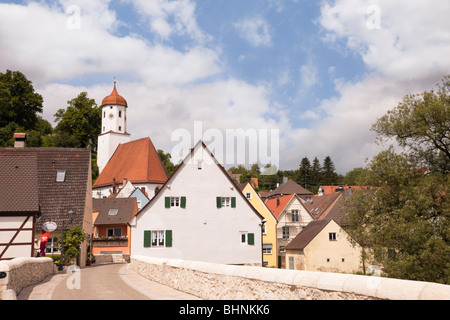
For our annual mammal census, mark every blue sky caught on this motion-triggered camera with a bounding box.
[1,0,449,174]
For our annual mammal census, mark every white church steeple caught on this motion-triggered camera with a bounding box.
[97,81,131,173]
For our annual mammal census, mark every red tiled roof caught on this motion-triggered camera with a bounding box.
[102,82,127,107]
[93,138,168,188]
[265,194,295,219]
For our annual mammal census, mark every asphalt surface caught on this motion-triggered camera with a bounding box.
[17,263,201,300]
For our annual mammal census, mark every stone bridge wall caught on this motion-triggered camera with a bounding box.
[130,255,450,300]
[0,257,57,300]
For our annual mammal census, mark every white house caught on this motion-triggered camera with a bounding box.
[130,141,264,266]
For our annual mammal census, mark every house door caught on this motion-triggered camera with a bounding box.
[0,214,35,261]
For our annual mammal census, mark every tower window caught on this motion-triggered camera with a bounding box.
[119,111,122,118]
[119,126,122,132]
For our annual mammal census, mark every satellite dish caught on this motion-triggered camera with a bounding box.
[43,221,57,232]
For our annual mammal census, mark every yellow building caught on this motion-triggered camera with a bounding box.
[240,182,278,268]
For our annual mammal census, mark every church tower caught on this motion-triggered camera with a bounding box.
[97,81,131,173]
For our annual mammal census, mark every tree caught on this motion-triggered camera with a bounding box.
[343,76,450,284]
[298,157,311,188]
[343,149,449,283]
[372,75,450,174]
[54,92,101,152]
[0,70,43,129]
[310,157,322,186]
[58,225,86,265]
[157,149,177,176]
[322,156,339,185]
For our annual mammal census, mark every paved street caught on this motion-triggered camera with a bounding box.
[17,263,201,300]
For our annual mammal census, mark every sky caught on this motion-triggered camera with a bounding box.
[1,0,450,174]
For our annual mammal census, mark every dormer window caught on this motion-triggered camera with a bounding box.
[56,170,66,182]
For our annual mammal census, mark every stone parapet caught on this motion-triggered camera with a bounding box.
[130,255,450,300]
[0,257,57,300]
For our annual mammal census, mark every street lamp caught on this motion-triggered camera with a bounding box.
[58,209,76,271]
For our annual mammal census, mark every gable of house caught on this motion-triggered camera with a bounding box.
[131,140,263,265]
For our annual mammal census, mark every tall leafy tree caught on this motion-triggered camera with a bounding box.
[372,75,450,174]
[0,70,43,129]
[54,92,101,152]
[343,76,450,284]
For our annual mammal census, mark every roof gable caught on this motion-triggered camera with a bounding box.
[135,140,264,221]
[93,138,168,188]
[242,182,277,223]
[265,194,296,219]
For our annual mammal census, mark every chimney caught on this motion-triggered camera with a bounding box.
[283,176,288,184]
[122,178,128,188]
[14,133,27,148]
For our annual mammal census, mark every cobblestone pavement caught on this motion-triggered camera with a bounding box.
[17,263,201,300]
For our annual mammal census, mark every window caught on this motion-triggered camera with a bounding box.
[291,210,299,222]
[107,228,122,238]
[165,197,186,208]
[118,126,122,132]
[108,209,118,216]
[282,226,289,240]
[143,230,172,248]
[222,197,231,207]
[119,111,122,118]
[240,232,255,245]
[246,192,252,199]
[217,197,236,208]
[262,224,267,235]
[45,237,59,254]
[197,160,203,170]
[329,232,337,241]
[137,201,142,211]
[56,170,66,182]
[263,243,272,254]
[171,197,180,207]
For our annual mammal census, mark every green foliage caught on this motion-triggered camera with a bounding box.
[58,225,87,264]
[0,70,43,129]
[54,92,101,152]
[343,76,450,284]
[157,149,178,176]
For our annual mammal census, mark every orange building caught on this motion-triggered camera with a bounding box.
[92,198,138,255]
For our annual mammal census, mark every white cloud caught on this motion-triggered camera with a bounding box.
[233,15,272,47]
[125,0,209,43]
[300,62,318,89]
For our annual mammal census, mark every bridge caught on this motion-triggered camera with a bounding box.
[1,255,449,301]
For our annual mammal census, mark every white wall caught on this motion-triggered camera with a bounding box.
[131,143,263,265]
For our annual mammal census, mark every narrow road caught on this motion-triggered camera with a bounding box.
[51,263,149,300]
[18,263,201,300]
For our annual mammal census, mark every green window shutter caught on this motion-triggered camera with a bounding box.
[165,230,173,247]
[165,197,170,208]
[231,197,236,208]
[216,197,222,208]
[247,233,255,245]
[144,231,152,248]
[181,197,186,208]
